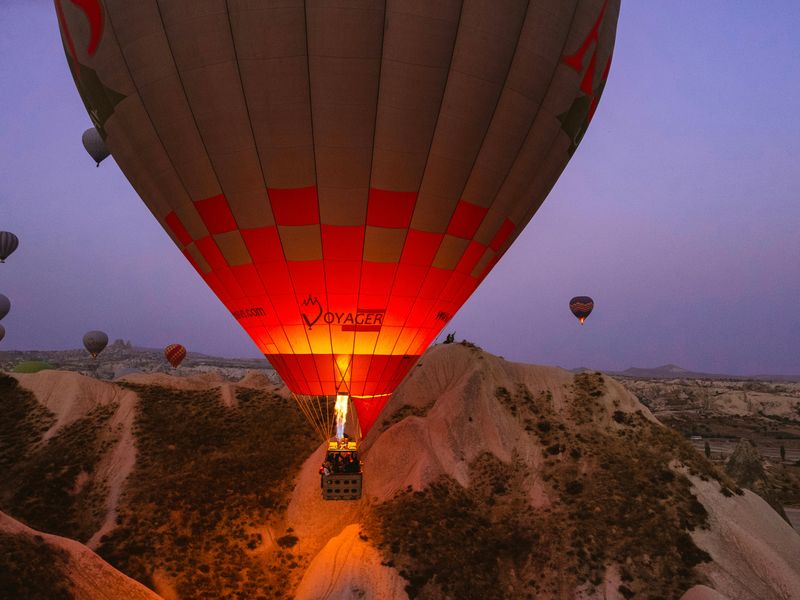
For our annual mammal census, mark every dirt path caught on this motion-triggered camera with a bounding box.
[87,388,139,549]
[219,383,238,408]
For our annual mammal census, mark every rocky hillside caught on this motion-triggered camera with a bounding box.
[1,344,799,599]
[0,510,159,600]
[619,377,800,422]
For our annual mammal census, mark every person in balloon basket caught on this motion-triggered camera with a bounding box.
[344,452,358,473]
[318,460,332,488]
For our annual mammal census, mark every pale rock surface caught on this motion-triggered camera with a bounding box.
[690,477,800,600]
[287,344,800,600]
[12,370,125,440]
[0,510,162,600]
[681,585,731,600]
[294,524,407,600]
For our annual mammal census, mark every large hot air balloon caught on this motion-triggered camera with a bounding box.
[569,296,595,324]
[82,127,110,166]
[0,232,18,263]
[56,0,619,441]
[0,294,9,321]
[164,343,187,368]
[83,330,108,358]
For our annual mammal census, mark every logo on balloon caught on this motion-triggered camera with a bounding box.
[301,295,323,329]
[301,294,385,332]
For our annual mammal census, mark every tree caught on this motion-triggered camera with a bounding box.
[704,441,711,459]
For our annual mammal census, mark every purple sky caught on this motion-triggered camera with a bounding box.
[1,2,798,375]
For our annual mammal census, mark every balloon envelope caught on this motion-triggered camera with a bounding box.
[0,294,9,321]
[83,330,108,358]
[82,127,110,166]
[56,0,619,435]
[164,343,187,368]
[569,296,595,324]
[0,232,18,263]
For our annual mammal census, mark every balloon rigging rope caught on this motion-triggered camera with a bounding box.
[293,393,328,442]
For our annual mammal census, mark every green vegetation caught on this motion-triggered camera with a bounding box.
[0,532,73,600]
[368,373,727,599]
[370,456,537,599]
[13,360,54,373]
[98,384,317,599]
[0,375,55,474]
[1,398,117,541]
[380,404,429,432]
[0,374,114,541]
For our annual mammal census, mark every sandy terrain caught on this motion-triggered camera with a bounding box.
[4,344,800,599]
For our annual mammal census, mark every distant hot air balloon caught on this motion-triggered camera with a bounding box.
[0,232,18,263]
[0,324,5,343]
[56,0,619,441]
[164,343,187,369]
[569,296,595,324]
[82,127,110,166]
[0,294,9,321]
[83,330,108,358]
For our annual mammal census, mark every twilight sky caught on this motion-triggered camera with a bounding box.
[0,2,798,375]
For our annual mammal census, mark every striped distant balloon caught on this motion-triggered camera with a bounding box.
[569,296,595,324]
[164,343,187,369]
[0,294,9,321]
[0,232,18,263]
[0,324,5,343]
[56,0,620,439]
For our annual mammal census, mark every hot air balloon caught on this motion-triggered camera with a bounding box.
[83,330,108,358]
[164,343,187,368]
[82,127,110,166]
[0,232,18,263]
[569,296,595,324]
[56,0,619,444]
[0,294,9,321]
[0,324,5,343]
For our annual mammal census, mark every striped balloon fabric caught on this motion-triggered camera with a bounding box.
[0,294,9,321]
[0,231,19,263]
[569,296,595,324]
[164,343,187,369]
[56,0,619,436]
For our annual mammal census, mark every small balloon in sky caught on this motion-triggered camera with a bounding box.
[164,343,187,368]
[0,232,19,263]
[83,330,108,358]
[82,127,110,166]
[569,296,595,325]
